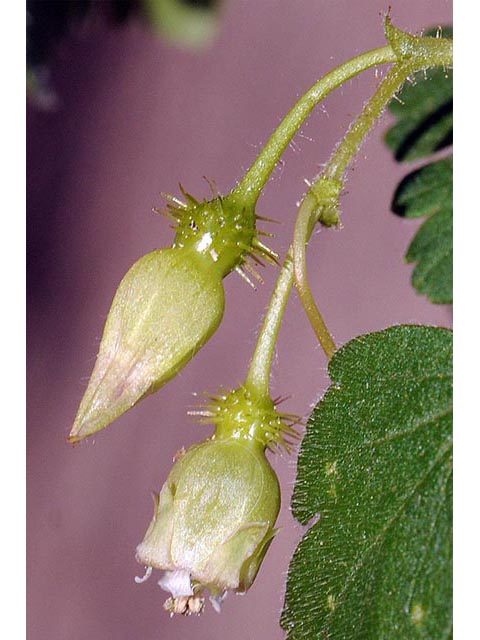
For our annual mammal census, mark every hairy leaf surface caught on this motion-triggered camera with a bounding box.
[281,326,452,640]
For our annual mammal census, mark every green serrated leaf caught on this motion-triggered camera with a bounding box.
[385,26,452,162]
[385,26,453,304]
[385,68,452,162]
[393,156,452,304]
[281,326,452,640]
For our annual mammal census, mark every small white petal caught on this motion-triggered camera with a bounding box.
[157,569,193,598]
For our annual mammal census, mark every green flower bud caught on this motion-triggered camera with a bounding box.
[136,437,280,614]
[68,247,224,443]
[69,188,277,443]
[135,386,299,615]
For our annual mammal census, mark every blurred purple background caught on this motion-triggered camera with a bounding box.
[27,1,452,638]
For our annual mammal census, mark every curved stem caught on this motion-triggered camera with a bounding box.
[233,46,397,206]
[294,35,452,353]
[324,65,413,182]
[244,29,453,392]
[292,192,338,358]
[293,65,410,354]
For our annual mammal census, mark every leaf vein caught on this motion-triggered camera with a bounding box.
[358,406,452,448]
[405,464,452,611]
[329,442,452,618]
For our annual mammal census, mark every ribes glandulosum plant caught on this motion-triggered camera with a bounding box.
[69,17,453,632]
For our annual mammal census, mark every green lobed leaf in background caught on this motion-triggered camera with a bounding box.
[143,0,221,49]
[385,67,452,162]
[281,325,452,639]
[385,27,452,304]
[393,157,453,303]
[27,0,221,108]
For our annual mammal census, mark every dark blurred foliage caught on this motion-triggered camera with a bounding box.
[27,0,137,68]
[27,0,219,107]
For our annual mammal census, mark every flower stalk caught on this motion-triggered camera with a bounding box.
[292,21,452,346]
[232,46,398,207]
[238,18,454,364]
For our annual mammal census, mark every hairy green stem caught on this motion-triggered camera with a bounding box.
[292,193,338,359]
[233,46,397,206]
[241,48,401,390]
[245,251,294,396]
[293,31,452,351]
[293,64,410,354]
[244,26,453,391]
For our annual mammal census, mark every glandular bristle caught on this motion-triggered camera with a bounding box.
[161,192,188,209]
[203,175,220,198]
[152,205,181,224]
[243,260,264,285]
[234,265,257,290]
[179,183,200,207]
[257,229,276,238]
[255,213,280,224]
[252,237,279,265]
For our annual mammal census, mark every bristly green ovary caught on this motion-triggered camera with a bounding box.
[199,385,300,453]
[171,190,260,277]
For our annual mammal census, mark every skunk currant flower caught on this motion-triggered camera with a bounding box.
[69,190,277,443]
[135,385,299,614]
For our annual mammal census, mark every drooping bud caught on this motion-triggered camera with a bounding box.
[69,187,278,443]
[135,386,299,614]
[68,248,223,443]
